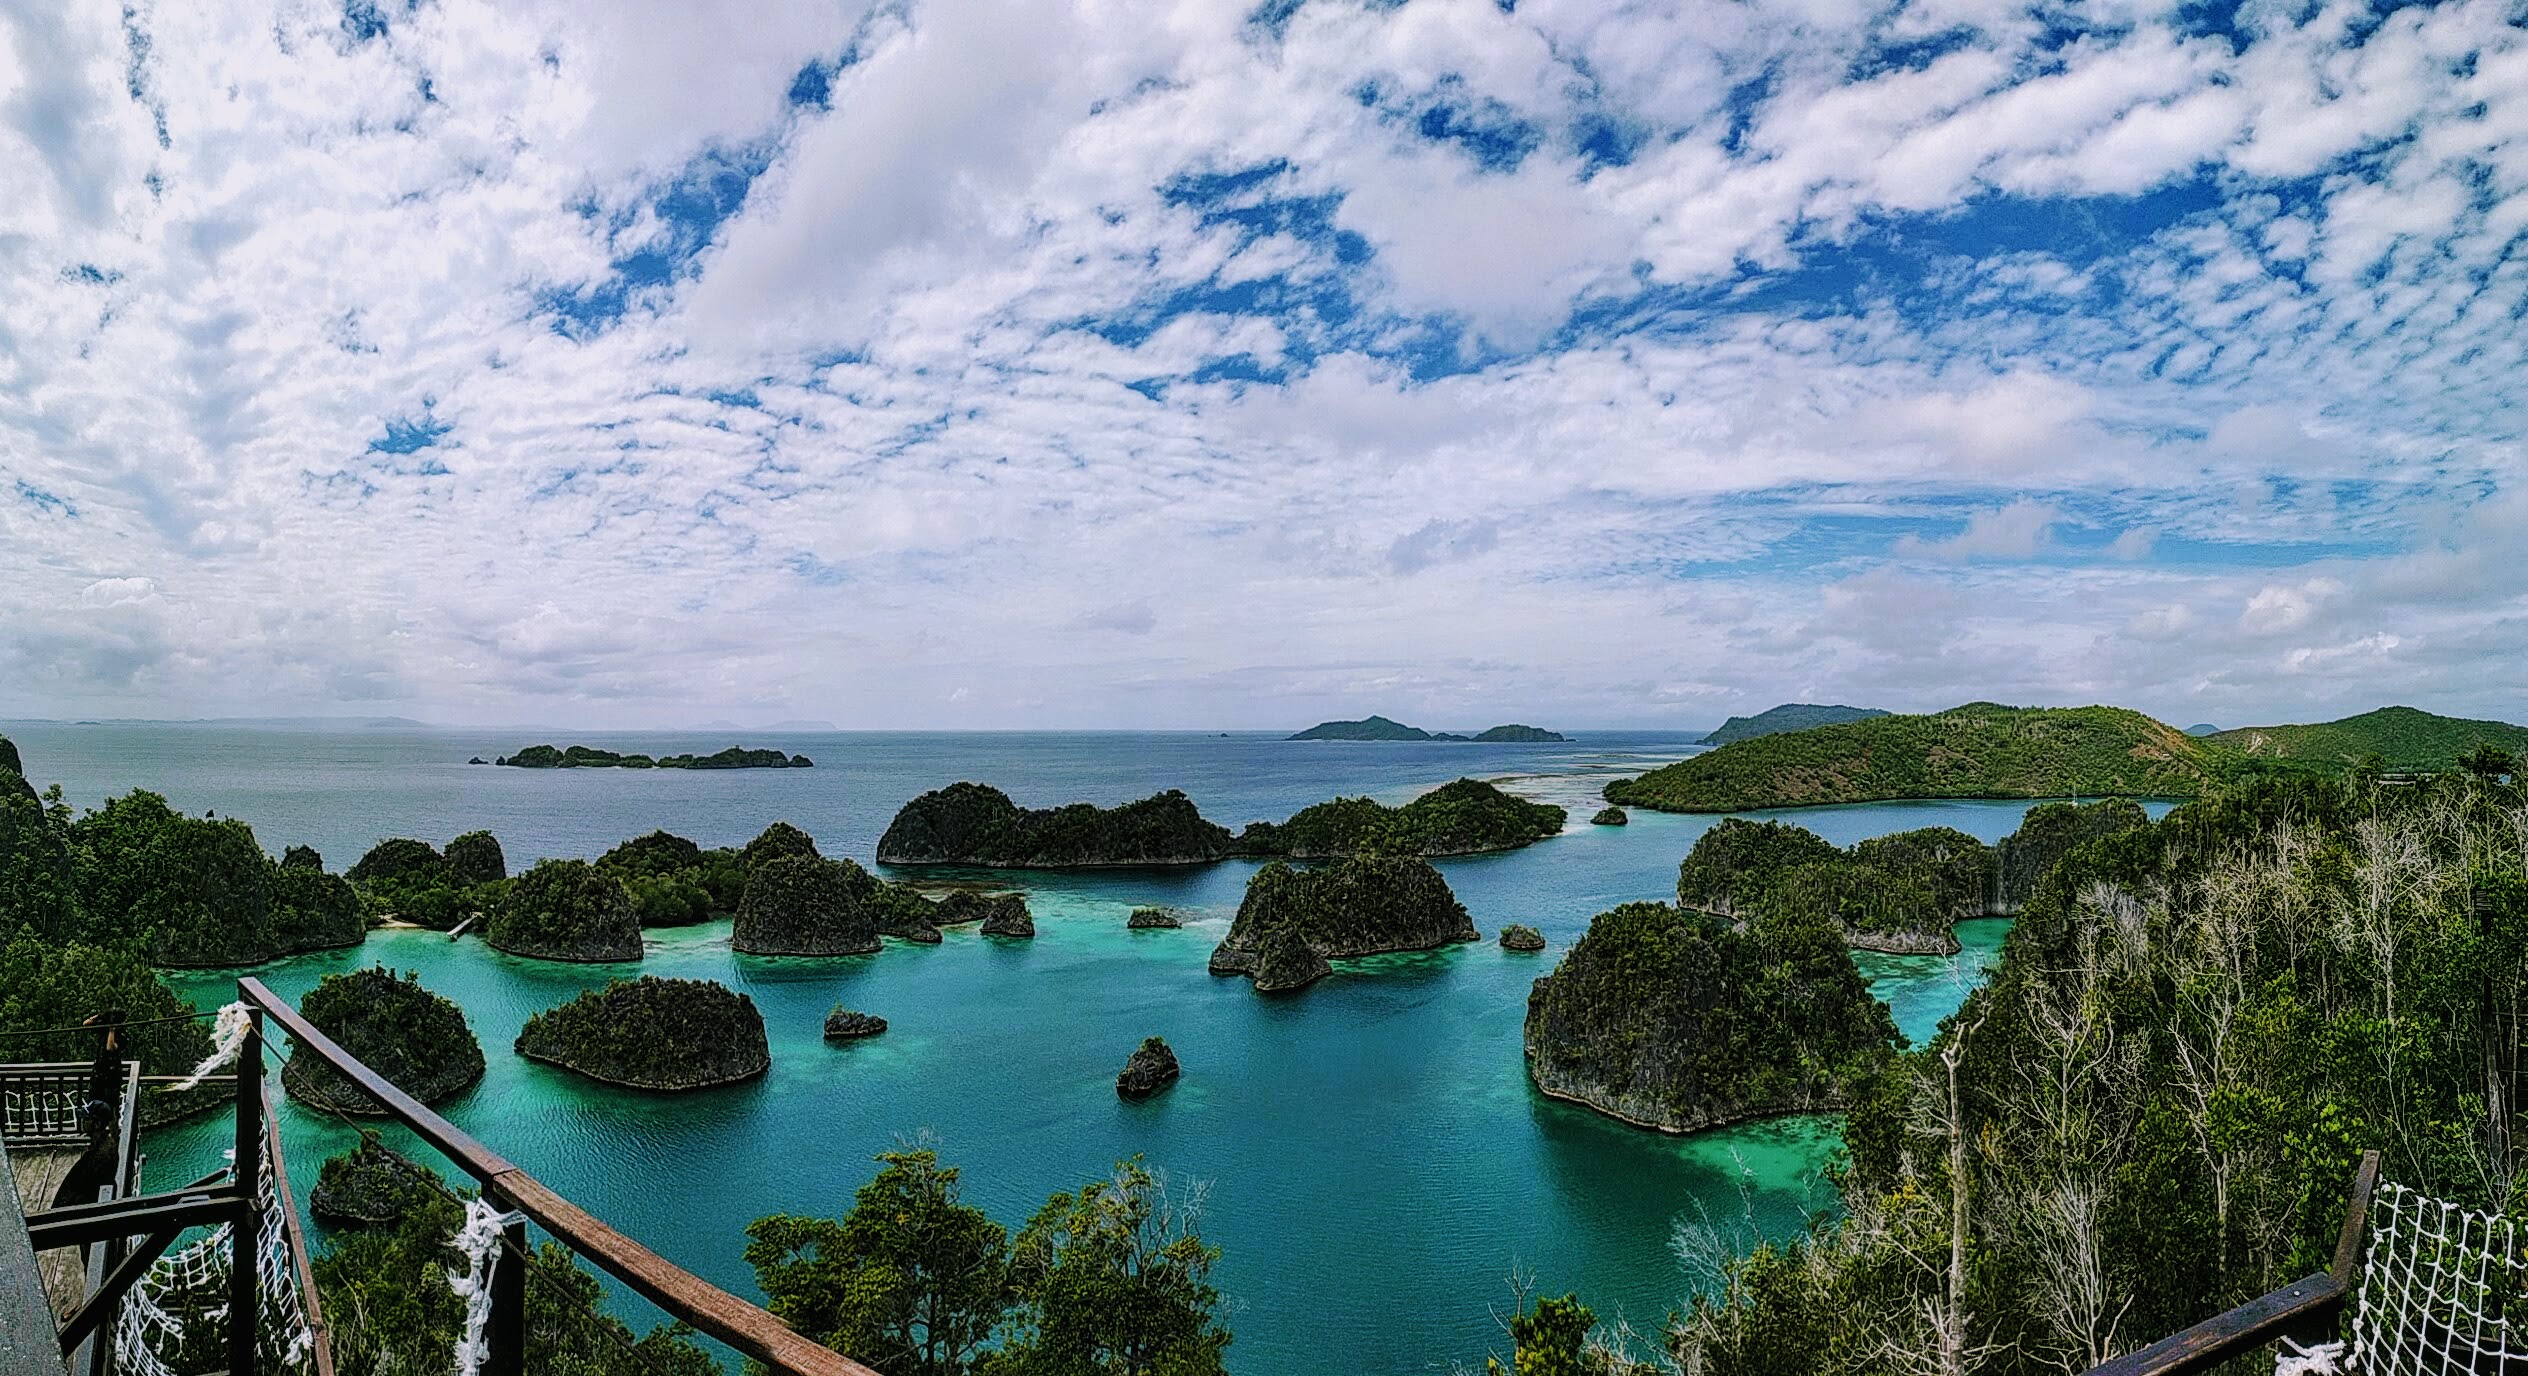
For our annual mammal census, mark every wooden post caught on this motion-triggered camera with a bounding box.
[488,1208,528,1376]
[229,1007,264,1376]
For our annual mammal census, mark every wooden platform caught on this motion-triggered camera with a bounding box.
[8,1146,89,1324]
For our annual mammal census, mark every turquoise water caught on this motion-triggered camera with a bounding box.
[9,724,2145,1373]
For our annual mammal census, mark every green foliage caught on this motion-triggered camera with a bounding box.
[744,820,822,868]
[284,966,485,1112]
[445,830,508,885]
[488,858,641,961]
[1699,704,1891,746]
[1213,855,1475,989]
[1992,797,2149,909]
[0,781,83,940]
[270,864,367,952]
[515,976,769,1089]
[993,1156,1230,1376]
[348,837,451,887]
[1239,778,1565,858]
[879,783,1236,867]
[1677,819,1990,949]
[69,790,280,966]
[1674,820,1842,915]
[733,855,882,955]
[1522,902,1898,1131]
[598,830,745,926]
[2212,704,2528,772]
[1608,702,2231,812]
[281,844,323,870]
[0,931,213,1077]
[1484,1293,1621,1376]
[747,1150,1014,1376]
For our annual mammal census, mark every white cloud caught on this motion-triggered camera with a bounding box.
[1893,501,2059,561]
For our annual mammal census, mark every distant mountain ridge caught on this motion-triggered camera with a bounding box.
[1288,716,1567,742]
[2211,705,2528,771]
[1608,702,2228,812]
[1698,703,1890,745]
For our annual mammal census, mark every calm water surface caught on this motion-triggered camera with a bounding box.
[8,723,2142,1374]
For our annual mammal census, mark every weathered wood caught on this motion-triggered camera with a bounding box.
[54,1228,178,1355]
[25,1185,241,1247]
[2084,1273,2345,1376]
[240,978,883,1376]
[228,1013,260,1376]
[0,1140,70,1376]
[264,1083,335,1376]
[2332,1149,2382,1283]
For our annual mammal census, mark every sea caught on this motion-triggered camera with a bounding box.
[3,722,2144,1374]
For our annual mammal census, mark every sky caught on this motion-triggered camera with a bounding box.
[1,0,2524,732]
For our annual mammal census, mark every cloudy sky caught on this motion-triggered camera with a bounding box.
[2,0,2523,730]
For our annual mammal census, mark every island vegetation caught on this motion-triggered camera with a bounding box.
[1287,715,1567,741]
[1697,702,1890,745]
[1590,806,1626,826]
[281,967,486,1114]
[2210,703,2528,771]
[1499,924,1546,951]
[1235,777,1565,858]
[745,1148,1230,1376]
[733,855,884,955]
[878,783,1238,867]
[1116,1036,1181,1100]
[346,834,506,931]
[1608,702,2231,811]
[1522,901,1899,1133]
[823,1007,887,1040]
[515,976,771,1090]
[494,744,812,769]
[310,1132,439,1226]
[1127,906,1186,928]
[485,858,643,961]
[1209,855,1477,991]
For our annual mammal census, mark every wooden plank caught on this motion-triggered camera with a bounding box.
[2084,1274,2343,1376]
[2331,1149,2382,1283]
[265,1082,336,1376]
[0,1140,69,1376]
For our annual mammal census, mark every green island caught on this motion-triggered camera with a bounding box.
[1608,701,2231,811]
[494,744,813,769]
[1208,855,1477,992]
[1287,715,1568,741]
[310,1132,440,1226]
[1521,900,1899,1133]
[485,858,644,962]
[515,976,771,1090]
[2210,703,2528,771]
[1115,1035,1181,1100]
[1235,777,1564,857]
[1697,702,1890,745]
[280,967,486,1114]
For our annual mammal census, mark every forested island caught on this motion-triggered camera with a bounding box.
[1697,702,1889,745]
[495,744,812,769]
[486,858,644,961]
[1209,855,1477,991]
[515,977,771,1090]
[1608,702,2230,811]
[878,776,1562,867]
[1287,716,1568,742]
[2210,703,2528,770]
[281,967,486,1114]
[1522,901,1899,1133]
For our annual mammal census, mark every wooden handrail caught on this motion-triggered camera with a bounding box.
[2083,1150,2382,1376]
[237,978,882,1376]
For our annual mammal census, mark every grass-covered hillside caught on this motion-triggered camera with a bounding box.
[1608,702,2230,811]
[1698,703,1889,746]
[2211,704,2528,771]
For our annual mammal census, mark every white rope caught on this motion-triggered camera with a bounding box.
[167,1002,253,1091]
[2348,1180,2526,1376]
[110,1142,319,1376]
[2274,1336,2345,1375]
[446,1197,506,1376]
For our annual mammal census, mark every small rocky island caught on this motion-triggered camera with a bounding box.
[281,967,486,1114]
[1116,1037,1180,1100]
[487,859,644,961]
[495,744,812,769]
[1236,778,1564,858]
[1590,806,1627,826]
[1210,855,1477,992]
[878,782,1237,867]
[823,1007,887,1040]
[1523,903,1898,1133]
[516,977,771,1090]
[734,856,883,955]
[1127,907,1186,929]
[978,896,1035,938]
[1499,924,1546,951]
[1287,716,1568,742]
[311,1133,439,1226]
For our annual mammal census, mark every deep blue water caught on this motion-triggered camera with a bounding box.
[3,723,2137,1374]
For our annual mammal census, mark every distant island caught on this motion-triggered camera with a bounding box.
[2211,705,2528,771]
[1287,716,1568,742]
[878,777,1563,868]
[495,744,812,769]
[1606,702,2227,812]
[1697,703,1889,746]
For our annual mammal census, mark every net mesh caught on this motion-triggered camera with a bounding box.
[108,1146,317,1376]
[2349,1181,2528,1376]
[2,1071,91,1143]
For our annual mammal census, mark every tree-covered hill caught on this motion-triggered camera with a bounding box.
[1236,777,1565,857]
[1607,702,2232,811]
[1698,703,1890,746]
[2211,704,2528,771]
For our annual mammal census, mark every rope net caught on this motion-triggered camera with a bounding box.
[108,1144,317,1376]
[2349,1181,2528,1376]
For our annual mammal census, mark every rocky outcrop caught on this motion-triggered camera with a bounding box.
[311,1134,441,1226]
[732,856,881,956]
[1994,798,2151,913]
[1126,907,1185,929]
[445,831,507,885]
[1523,903,1897,1134]
[348,838,450,888]
[742,821,821,868]
[1209,855,1475,991]
[1499,924,1546,951]
[823,1007,888,1040]
[1236,778,1565,859]
[282,967,486,1115]
[515,977,770,1090]
[270,867,367,954]
[979,895,1035,938]
[1116,1037,1180,1100]
[487,860,643,962]
[877,783,1236,867]
[1590,807,1627,827]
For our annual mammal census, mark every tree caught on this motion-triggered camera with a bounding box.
[991,1157,1229,1376]
[746,1150,1013,1376]
[2458,743,2517,781]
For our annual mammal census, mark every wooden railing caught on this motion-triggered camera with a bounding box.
[2083,1151,2381,1376]
[236,977,883,1376]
